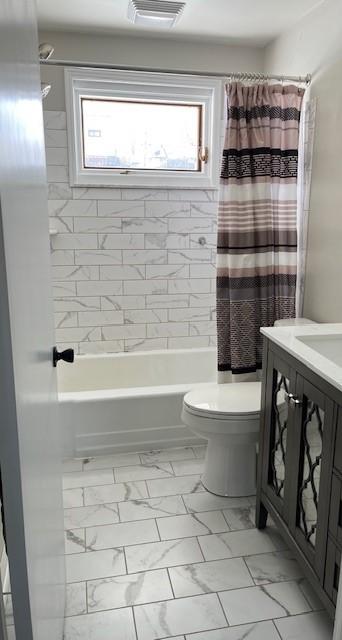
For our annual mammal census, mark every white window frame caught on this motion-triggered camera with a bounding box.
[65,67,222,189]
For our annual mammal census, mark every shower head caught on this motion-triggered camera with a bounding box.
[39,43,54,61]
[41,82,51,99]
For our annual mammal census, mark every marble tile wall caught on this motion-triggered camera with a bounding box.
[44,110,218,355]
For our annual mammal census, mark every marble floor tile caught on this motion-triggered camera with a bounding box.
[223,507,256,531]
[134,593,227,640]
[115,462,174,483]
[185,621,280,639]
[64,607,136,640]
[183,494,253,514]
[245,550,303,585]
[119,495,186,522]
[64,503,119,529]
[85,519,159,550]
[65,529,86,554]
[63,488,84,509]
[192,445,207,459]
[63,459,83,473]
[274,610,333,640]
[198,528,287,561]
[66,582,87,617]
[219,581,311,625]
[169,557,254,597]
[298,578,324,611]
[66,548,126,583]
[157,511,229,540]
[87,568,173,612]
[126,537,204,573]
[83,452,141,470]
[84,481,148,505]
[171,460,204,476]
[147,475,204,498]
[63,469,114,490]
[140,447,196,464]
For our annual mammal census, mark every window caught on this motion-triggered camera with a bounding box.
[65,68,222,188]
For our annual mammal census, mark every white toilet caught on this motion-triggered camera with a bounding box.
[182,317,316,497]
[182,382,261,497]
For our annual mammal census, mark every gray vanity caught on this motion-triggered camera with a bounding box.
[256,324,342,619]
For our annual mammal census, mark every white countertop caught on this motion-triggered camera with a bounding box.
[261,323,342,393]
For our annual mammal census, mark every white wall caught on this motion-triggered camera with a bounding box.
[40,29,264,110]
[40,30,263,355]
[264,0,342,322]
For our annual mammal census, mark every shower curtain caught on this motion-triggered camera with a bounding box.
[217,82,305,377]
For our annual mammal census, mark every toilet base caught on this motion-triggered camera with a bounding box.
[202,439,256,497]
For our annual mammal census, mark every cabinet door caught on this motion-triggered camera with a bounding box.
[290,376,335,581]
[262,350,297,523]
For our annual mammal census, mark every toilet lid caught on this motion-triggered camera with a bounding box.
[183,382,261,417]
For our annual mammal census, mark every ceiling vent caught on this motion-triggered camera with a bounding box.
[127,0,186,28]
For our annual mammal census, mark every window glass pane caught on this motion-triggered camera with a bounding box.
[81,98,201,172]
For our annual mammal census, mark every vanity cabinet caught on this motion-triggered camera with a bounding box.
[257,337,342,617]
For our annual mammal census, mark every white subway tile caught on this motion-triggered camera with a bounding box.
[168,336,210,349]
[98,201,144,217]
[75,250,122,265]
[189,293,216,307]
[98,234,144,250]
[73,187,122,200]
[190,202,219,217]
[124,338,167,351]
[100,265,145,280]
[168,249,212,263]
[124,280,168,295]
[145,202,190,217]
[145,233,189,250]
[47,165,68,182]
[79,340,124,354]
[74,218,121,233]
[147,322,189,338]
[169,308,210,322]
[51,250,74,266]
[122,218,168,233]
[44,110,67,129]
[55,327,101,343]
[45,129,67,148]
[168,279,211,294]
[49,217,73,233]
[101,295,145,310]
[79,310,124,327]
[52,265,99,281]
[54,297,100,312]
[45,147,68,166]
[48,183,73,200]
[77,281,123,296]
[146,265,189,279]
[122,250,167,265]
[53,282,77,297]
[125,309,167,324]
[121,188,168,200]
[146,294,189,309]
[51,234,98,250]
[55,311,78,328]
[169,189,218,201]
[102,325,146,340]
[49,200,97,217]
[190,264,216,278]
[190,320,216,336]
[190,233,217,248]
[169,219,213,234]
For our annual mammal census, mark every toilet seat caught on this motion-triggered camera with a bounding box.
[183,382,261,419]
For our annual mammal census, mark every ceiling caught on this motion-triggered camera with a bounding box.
[37,0,325,46]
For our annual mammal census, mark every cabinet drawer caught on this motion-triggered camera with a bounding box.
[334,412,342,475]
[325,539,341,604]
[329,474,342,546]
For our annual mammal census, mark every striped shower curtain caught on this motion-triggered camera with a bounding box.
[217,82,305,376]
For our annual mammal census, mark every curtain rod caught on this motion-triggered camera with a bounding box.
[40,59,311,85]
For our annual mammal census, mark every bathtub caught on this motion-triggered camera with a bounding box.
[58,347,216,458]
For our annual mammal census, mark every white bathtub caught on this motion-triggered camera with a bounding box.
[58,347,216,457]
